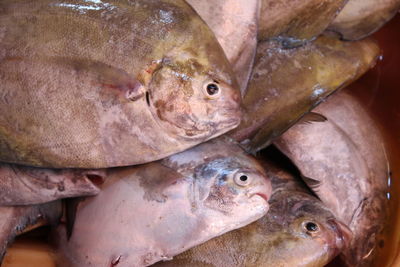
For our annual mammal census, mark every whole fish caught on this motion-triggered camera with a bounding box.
[0,0,241,168]
[0,201,62,262]
[153,158,352,267]
[275,91,389,266]
[186,0,260,95]
[54,138,272,266]
[0,164,105,205]
[229,35,380,153]
[258,0,347,47]
[328,0,400,40]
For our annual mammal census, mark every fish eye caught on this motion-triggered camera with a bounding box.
[303,221,320,235]
[233,172,252,187]
[203,81,221,98]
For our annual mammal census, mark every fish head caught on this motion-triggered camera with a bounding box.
[267,192,353,266]
[147,51,241,140]
[193,153,272,229]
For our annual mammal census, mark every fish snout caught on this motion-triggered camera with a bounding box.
[327,219,353,253]
[247,178,272,204]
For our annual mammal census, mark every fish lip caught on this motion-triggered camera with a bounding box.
[251,192,269,202]
[327,219,353,254]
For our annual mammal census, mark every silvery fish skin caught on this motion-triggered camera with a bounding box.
[186,0,260,95]
[229,35,380,152]
[55,138,272,267]
[0,201,62,262]
[258,0,347,47]
[275,91,389,266]
[0,0,241,168]
[154,160,352,267]
[0,164,105,205]
[328,0,400,40]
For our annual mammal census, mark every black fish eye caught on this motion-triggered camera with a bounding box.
[239,175,248,182]
[305,222,319,232]
[206,83,219,95]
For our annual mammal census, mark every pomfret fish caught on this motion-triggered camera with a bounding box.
[54,138,272,266]
[0,0,241,168]
[186,0,260,95]
[328,0,400,40]
[0,201,62,262]
[275,91,389,266]
[229,35,379,152]
[258,0,347,47]
[0,164,105,205]
[153,159,352,267]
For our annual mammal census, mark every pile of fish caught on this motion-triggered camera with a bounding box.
[0,0,397,266]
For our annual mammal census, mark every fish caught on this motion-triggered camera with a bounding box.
[186,0,260,95]
[0,0,241,168]
[0,164,105,205]
[0,201,62,262]
[275,91,389,266]
[229,34,380,153]
[258,0,347,47]
[53,138,272,266]
[328,0,400,40]
[153,157,352,267]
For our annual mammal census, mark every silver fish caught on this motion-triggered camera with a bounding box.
[54,138,272,266]
[153,159,352,267]
[275,91,389,266]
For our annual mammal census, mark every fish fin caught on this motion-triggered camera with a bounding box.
[301,175,322,189]
[65,198,84,240]
[297,112,327,124]
[52,57,146,102]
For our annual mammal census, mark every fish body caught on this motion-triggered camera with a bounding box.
[154,159,351,267]
[328,0,400,40]
[186,0,260,95]
[55,138,272,266]
[0,164,105,205]
[275,91,389,266]
[258,0,347,47]
[229,35,380,152]
[0,0,241,168]
[0,201,62,262]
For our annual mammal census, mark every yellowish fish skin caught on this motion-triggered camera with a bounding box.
[229,35,380,152]
[0,0,241,168]
[258,0,348,47]
[186,0,260,95]
[153,160,352,267]
[328,0,400,40]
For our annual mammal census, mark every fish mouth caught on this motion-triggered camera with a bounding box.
[327,219,353,255]
[251,192,269,203]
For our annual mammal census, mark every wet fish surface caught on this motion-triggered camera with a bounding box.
[0,164,105,205]
[0,201,62,262]
[186,0,260,95]
[229,35,380,153]
[153,158,352,267]
[328,0,400,40]
[258,0,347,47]
[54,138,272,266]
[0,0,241,168]
[275,91,389,266]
